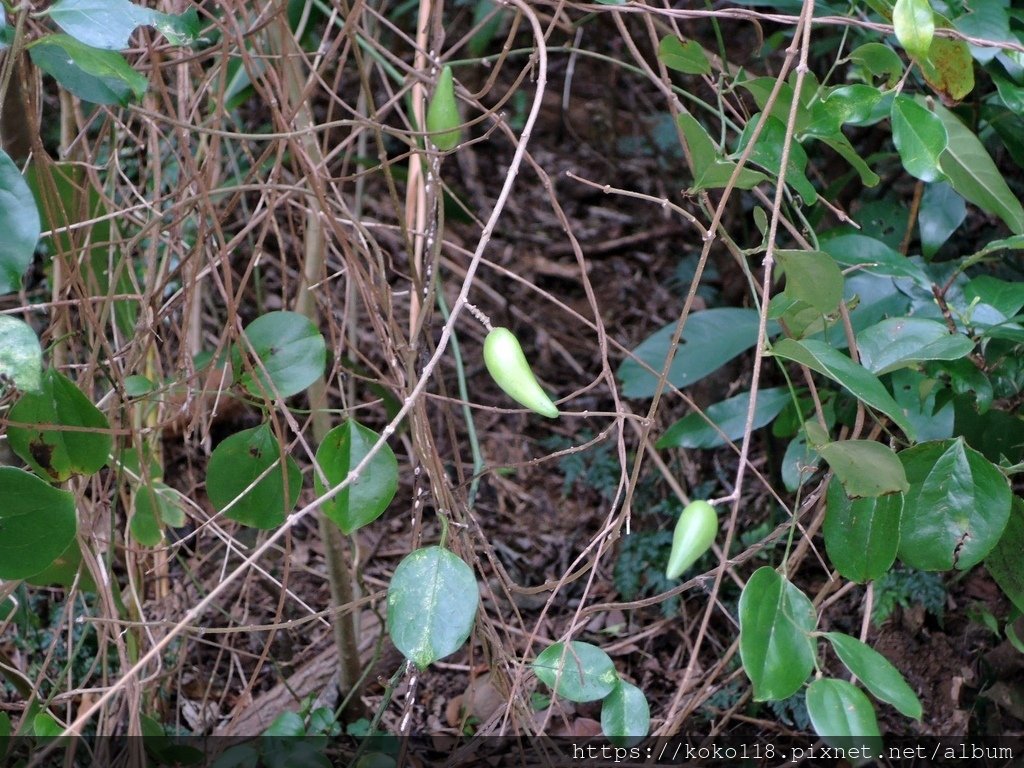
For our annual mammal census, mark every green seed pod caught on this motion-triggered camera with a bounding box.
[665,500,718,579]
[426,65,461,151]
[483,327,559,419]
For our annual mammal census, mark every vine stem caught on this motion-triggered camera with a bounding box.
[45,0,548,750]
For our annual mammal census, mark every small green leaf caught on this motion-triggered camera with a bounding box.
[893,0,935,59]
[29,34,148,105]
[965,274,1024,319]
[657,387,792,450]
[314,420,398,535]
[0,467,77,580]
[123,374,154,397]
[0,149,41,294]
[44,0,157,50]
[658,36,710,75]
[150,7,201,46]
[263,711,305,737]
[824,479,902,582]
[426,65,461,151]
[818,440,909,498]
[890,95,947,183]
[898,438,1011,571]
[678,113,768,192]
[736,117,817,203]
[776,250,844,314]
[739,567,817,701]
[987,498,1024,615]
[919,182,966,258]
[232,311,327,399]
[533,641,618,703]
[601,680,650,747]
[821,84,885,127]
[0,317,42,394]
[387,546,479,669]
[769,338,917,440]
[7,368,112,482]
[206,424,302,529]
[806,678,882,743]
[847,42,904,87]
[856,317,974,375]
[33,713,64,738]
[824,632,922,720]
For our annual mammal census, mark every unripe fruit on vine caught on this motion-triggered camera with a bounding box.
[483,327,559,419]
[665,500,718,579]
[426,65,461,151]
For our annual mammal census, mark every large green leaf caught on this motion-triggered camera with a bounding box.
[387,547,479,669]
[824,632,922,720]
[678,113,768,192]
[931,100,1024,234]
[824,479,902,582]
[986,497,1024,615]
[601,680,650,747]
[806,678,882,743]
[893,0,934,59]
[821,233,930,285]
[776,250,843,313]
[7,368,112,482]
[44,0,156,50]
[232,311,327,399]
[898,438,1011,571]
[0,317,42,394]
[769,338,917,440]
[28,34,148,105]
[314,420,398,535]
[856,317,974,375]
[619,308,764,398]
[738,566,817,701]
[206,424,302,529]
[656,387,792,450]
[658,36,710,75]
[818,440,909,498]
[533,641,618,703]
[0,467,77,580]
[0,149,41,294]
[890,95,947,183]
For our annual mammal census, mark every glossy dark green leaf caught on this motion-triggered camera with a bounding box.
[29,34,148,105]
[856,317,974,375]
[678,113,768,192]
[890,95,947,183]
[7,368,112,482]
[315,420,398,535]
[769,338,917,440]
[985,497,1024,615]
[919,183,966,258]
[819,440,909,498]
[658,36,710,75]
[601,680,650,747]
[45,0,156,50]
[619,308,764,398]
[824,632,922,719]
[0,467,77,580]
[232,311,327,399]
[739,566,817,701]
[821,84,885,127]
[533,641,618,703]
[898,438,1011,571]
[822,233,930,284]
[0,149,41,294]
[806,678,881,742]
[207,424,302,529]
[776,250,843,313]
[953,0,1010,64]
[387,546,479,669]
[657,387,792,450]
[824,479,902,582]
[0,317,42,394]
[964,275,1024,319]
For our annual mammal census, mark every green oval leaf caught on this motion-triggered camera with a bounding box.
[824,479,903,583]
[44,0,157,50]
[739,566,817,701]
[893,0,935,59]
[986,497,1024,615]
[657,387,792,450]
[0,150,40,294]
[7,368,112,482]
[533,641,618,703]
[898,438,1011,571]
[806,678,881,742]
[847,43,903,88]
[314,420,398,535]
[28,34,148,105]
[776,250,844,314]
[678,113,768,192]
[658,36,711,75]
[387,546,479,669]
[818,440,909,498]
[601,680,650,747]
[0,467,77,580]
[207,424,302,529]
[425,65,461,151]
[890,95,947,183]
[232,311,327,399]
[919,182,966,258]
[0,317,42,394]
[857,317,974,375]
[824,632,922,720]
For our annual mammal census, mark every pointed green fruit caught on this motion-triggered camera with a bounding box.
[426,65,461,150]
[666,500,718,579]
[483,327,559,419]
